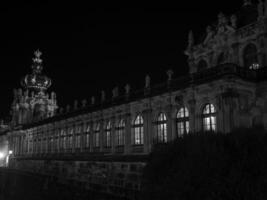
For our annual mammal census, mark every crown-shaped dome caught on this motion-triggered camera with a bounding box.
[21,50,51,92]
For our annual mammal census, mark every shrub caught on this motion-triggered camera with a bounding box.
[141,127,267,200]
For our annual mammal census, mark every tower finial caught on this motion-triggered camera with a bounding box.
[33,49,42,65]
[32,49,43,74]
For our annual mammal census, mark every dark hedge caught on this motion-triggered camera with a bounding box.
[141,127,267,200]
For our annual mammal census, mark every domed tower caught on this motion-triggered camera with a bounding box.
[11,50,58,126]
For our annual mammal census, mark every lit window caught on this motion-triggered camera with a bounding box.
[76,135,81,148]
[115,119,125,146]
[177,107,189,137]
[85,123,90,148]
[93,123,100,147]
[202,104,216,131]
[132,115,144,145]
[68,127,74,150]
[243,43,259,69]
[104,121,111,147]
[75,124,82,148]
[156,113,167,143]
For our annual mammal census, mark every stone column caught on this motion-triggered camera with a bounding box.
[165,105,173,142]
[124,113,131,154]
[188,99,196,133]
[143,109,152,154]
[111,116,116,154]
[171,116,177,140]
[99,119,104,152]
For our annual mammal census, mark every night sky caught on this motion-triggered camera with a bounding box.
[0,1,244,119]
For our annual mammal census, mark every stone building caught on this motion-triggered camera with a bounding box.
[6,1,267,198]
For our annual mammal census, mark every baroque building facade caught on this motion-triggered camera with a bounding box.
[6,1,267,198]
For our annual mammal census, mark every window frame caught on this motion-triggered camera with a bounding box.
[132,115,144,145]
[156,113,167,143]
[115,119,125,146]
[176,107,190,137]
[202,104,217,132]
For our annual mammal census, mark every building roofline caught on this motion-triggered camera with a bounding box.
[17,63,265,130]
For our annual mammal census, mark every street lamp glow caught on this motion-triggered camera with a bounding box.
[0,152,5,159]
[9,150,13,154]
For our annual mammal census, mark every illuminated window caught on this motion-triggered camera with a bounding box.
[68,127,74,150]
[132,115,144,145]
[243,44,259,69]
[93,123,100,147]
[104,121,111,147]
[76,135,81,148]
[115,119,125,146]
[85,123,90,148]
[75,124,81,148]
[60,129,65,150]
[156,113,167,143]
[177,107,189,136]
[202,104,216,131]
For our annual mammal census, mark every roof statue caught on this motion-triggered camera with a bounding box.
[167,69,174,81]
[101,90,106,102]
[125,84,130,95]
[145,75,151,88]
[187,30,194,49]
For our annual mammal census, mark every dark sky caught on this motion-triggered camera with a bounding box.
[0,1,245,119]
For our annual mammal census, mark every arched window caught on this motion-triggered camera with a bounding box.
[68,127,74,150]
[104,121,111,147]
[243,44,259,69]
[202,104,216,131]
[60,129,66,151]
[177,107,189,136]
[197,59,208,72]
[156,113,167,143]
[115,119,125,146]
[93,123,100,147]
[75,124,82,149]
[84,122,90,148]
[132,115,144,145]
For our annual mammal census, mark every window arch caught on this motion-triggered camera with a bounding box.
[243,43,259,69]
[197,59,208,72]
[132,115,144,145]
[93,123,100,147]
[202,104,216,131]
[115,119,125,146]
[104,121,111,147]
[177,107,189,136]
[156,113,167,143]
